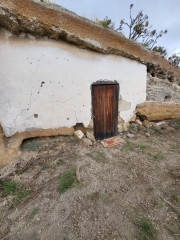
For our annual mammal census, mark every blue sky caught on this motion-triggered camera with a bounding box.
[53,0,180,56]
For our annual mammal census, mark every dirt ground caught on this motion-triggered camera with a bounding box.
[0,119,180,240]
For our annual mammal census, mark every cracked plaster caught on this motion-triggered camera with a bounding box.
[0,37,146,137]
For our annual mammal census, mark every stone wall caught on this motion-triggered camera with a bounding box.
[146,73,180,103]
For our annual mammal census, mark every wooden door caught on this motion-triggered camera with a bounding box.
[92,83,119,140]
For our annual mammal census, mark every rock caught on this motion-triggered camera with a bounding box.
[129,114,136,122]
[146,73,180,103]
[86,131,96,142]
[145,133,150,137]
[156,121,166,126]
[83,138,92,146]
[118,124,123,133]
[142,120,152,128]
[135,119,142,126]
[55,145,63,151]
[87,118,93,129]
[74,123,86,134]
[0,199,8,208]
[118,116,124,133]
[123,122,129,132]
[74,130,84,139]
[136,102,180,121]
[127,133,135,138]
[137,125,146,131]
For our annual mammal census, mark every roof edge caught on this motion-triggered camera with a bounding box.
[0,0,179,83]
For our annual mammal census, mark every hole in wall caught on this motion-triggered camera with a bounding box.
[40,81,45,87]
[164,95,171,101]
[34,114,38,118]
[73,123,86,134]
[21,137,44,152]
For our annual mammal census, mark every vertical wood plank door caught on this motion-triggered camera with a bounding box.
[92,83,119,140]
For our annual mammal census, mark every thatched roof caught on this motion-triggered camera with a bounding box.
[0,0,179,82]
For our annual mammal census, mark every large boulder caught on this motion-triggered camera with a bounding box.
[136,102,180,121]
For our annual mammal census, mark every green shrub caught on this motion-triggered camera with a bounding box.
[59,171,76,194]
[0,180,32,200]
[139,217,156,239]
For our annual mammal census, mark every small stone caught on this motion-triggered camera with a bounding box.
[87,119,93,129]
[135,119,142,126]
[55,145,62,150]
[127,133,135,138]
[74,130,84,139]
[118,124,123,133]
[156,121,166,126]
[145,133,150,137]
[123,122,129,132]
[129,114,136,122]
[83,138,92,146]
[86,131,96,142]
[0,199,8,208]
[37,230,41,234]
[143,120,152,128]
[137,125,146,131]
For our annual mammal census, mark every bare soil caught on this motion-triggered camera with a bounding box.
[0,119,180,240]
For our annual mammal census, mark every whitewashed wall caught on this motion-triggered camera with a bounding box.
[0,38,147,137]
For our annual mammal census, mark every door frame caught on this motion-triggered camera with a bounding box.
[91,81,119,140]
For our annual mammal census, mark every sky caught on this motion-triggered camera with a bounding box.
[53,0,180,56]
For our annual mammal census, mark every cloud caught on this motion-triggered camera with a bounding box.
[54,0,180,53]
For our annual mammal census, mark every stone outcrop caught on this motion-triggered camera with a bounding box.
[146,74,180,103]
[136,102,180,121]
[0,0,179,83]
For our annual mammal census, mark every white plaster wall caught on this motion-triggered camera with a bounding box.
[0,38,146,137]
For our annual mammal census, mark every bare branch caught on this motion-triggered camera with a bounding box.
[117,4,167,50]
